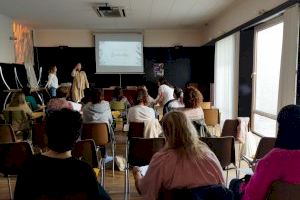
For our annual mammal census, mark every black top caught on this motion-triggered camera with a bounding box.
[14,154,110,200]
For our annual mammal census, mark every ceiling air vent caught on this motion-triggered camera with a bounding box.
[94,3,126,18]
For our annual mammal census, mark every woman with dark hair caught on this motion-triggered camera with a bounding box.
[240,105,300,200]
[111,86,131,108]
[154,77,174,107]
[14,109,111,200]
[82,88,113,125]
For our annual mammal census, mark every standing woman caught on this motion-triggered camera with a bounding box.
[154,77,174,107]
[45,65,58,98]
[71,63,89,102]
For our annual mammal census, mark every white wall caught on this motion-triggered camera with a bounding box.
[33,29,202,47]
[199,0,288,45]
[0,14,15,63]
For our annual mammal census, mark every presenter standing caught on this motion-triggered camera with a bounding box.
[71,63,89,102]
[45,65,59,98]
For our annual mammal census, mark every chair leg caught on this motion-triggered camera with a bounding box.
[111,140,115,177]
[226,167,229,186]
[124,164,128,200]
[7,176,13,200]
[100,158,105,187]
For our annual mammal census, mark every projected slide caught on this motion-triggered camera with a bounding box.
[99,41,143,67]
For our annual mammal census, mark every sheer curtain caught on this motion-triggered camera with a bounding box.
[214,33,239,126]
[13,22,38,88]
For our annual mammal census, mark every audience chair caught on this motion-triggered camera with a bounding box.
[203,108,220,136]
[110,100,127,127]
[82,123,116,186]
[124,137,165,200]
[128,122,144,139]
[0,142,33,199]
[201,136,236,185]
[0,124,16,143]
[221,119,239,138]
[200,102,212,109]
[72,139,100,181]
[32,122,48,153]
[266,181,300,200]
[240,137,276,169]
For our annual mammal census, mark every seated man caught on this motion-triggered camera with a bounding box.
[14,109,111,200]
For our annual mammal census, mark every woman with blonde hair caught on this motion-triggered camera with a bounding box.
[133,111,224,200]
[45,65,59,97]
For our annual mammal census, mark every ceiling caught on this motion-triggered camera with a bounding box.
[0,0,237,30]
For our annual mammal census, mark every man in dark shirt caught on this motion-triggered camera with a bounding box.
[14,109,111,200]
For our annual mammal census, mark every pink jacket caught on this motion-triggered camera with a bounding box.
[242,148,300,200]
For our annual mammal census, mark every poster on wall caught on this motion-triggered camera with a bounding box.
[153,63,164,77]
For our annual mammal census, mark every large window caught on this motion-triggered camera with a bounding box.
[252,19,284,137]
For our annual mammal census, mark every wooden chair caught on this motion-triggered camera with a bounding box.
[128,122,144,139]
[72,139,100,181]
[81,123,115,186]
[201,136,236,185]
[110,100,127,127]
[32,122,48,152]
[0,142,33,199]
[200,102,211,109]
[203,108,220,136]
[267,181,300,200]
[0,124,16,143]
[221,119,239,138]
[125,137,165,199]
[240,137,276,168]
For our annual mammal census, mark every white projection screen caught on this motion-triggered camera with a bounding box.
[95,33,144,74]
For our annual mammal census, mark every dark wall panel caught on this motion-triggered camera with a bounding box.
[238,29,254,117]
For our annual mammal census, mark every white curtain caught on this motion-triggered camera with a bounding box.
[214,33,240,126]
[277,5,299,109]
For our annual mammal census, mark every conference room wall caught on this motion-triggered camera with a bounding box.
[33,46,214,101]
[0,14,15,63]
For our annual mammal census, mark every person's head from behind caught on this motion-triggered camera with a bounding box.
[158,77,168,86]
[56,86,70,98]
[161,111,207,157]
[9,92,26,107]
[22,86,31,96]
[183,86,203,109]
[91,88,104,104]
[113,87,123,100]
[48,65,57,74]
[46,109,82,153]
[173,87,183,99]
[275,105,300,150]
[135,88,148,105]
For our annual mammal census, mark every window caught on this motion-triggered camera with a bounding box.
[252,19,284,137]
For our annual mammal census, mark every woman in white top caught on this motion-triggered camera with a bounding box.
[154,77,174,106]
[45,66,58,97]
[128,88,156,122]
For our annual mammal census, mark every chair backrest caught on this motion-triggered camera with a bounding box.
[72,139,99,168]
[32,122,48,151]
[203,109,220,126]
[255,137,276,160]
[0,124,16,143]
[3,110,29,124]
[110,100,126,111]
[159,184,234,200]
[81,123,110,146]
[221,119,239,138]
[200,102,211,109]
[201,136,235,168]
[0,141,33,176]
[267,181,300,200]
[128,137,165,166]
[128,122,144,139]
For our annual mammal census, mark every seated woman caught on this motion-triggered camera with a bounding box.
[14,109,111,200]
[47,86,73,112]
[182,86,204,121]
[133,111,224,200]
[239,105,300,200]
[128,88,161,138]
[4,92,33,138]
[164,87,185,114]
[110,86,131,108]
[22,86,44,111]
[82,88,113,125]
